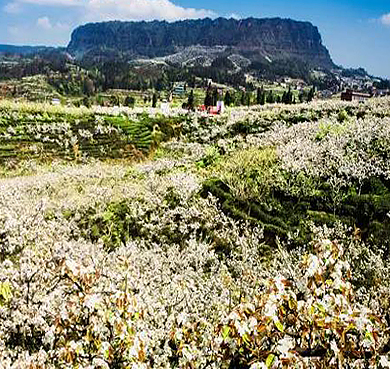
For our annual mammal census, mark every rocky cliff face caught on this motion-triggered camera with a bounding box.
[67,17,334,69]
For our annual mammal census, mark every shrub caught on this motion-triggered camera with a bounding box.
[216,147,285,202]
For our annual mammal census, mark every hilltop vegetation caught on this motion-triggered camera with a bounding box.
[1,97,390,367]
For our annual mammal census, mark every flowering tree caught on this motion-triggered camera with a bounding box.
[1,97,390,368]
[172,240,390,368]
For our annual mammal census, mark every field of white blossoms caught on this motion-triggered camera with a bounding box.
[1,97,390,368]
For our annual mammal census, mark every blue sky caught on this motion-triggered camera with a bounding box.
[0,0,389,78]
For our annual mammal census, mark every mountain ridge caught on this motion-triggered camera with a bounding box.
[0,44,57,55]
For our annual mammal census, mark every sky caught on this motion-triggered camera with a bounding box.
[0,0,389,78]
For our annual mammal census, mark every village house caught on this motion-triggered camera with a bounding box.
[341,89,371,102]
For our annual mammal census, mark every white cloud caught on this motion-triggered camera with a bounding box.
[3,0,216,46]
[5,0,215,19]
[3,2,22,13]
[4,0,215,25]
[380,13,390,26]
[84,0,216,22]
[37,16,52,29]
[227,13,241,20]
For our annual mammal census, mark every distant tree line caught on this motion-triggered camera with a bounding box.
[202,85,315,108]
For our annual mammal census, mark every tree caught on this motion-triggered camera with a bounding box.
[291,94,296,104]
[260,90,266,105]
[245,92,252,107]
[204,87,213,107]
[256,87,265,105]
[267,90,275,104]
[212,88,219,106]
[287,87,293,104]
[187,90,195,110]
[224,90,233,107]
[156,79,164,91]
[189,76,196,89]
[299,91,305,103]
[282,90,288,104]
[308,86,315,102]
[282,87,294,104]
[152,93,158,108]
[240,91,246,106]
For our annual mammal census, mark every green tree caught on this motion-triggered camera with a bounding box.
[308,86,315,102]
[212,88,219,106]
[152,93,158,108]
[224,90,233,107]
[256,87,264,105]
[189,76,196,88]
[267,90,275,104]
[204,87,213,107]
[299,91,305,103]
[282,90,288,104]
[287,86,293,104]
[240,91,246,105]
[260,90,266,105]
[187,89,195,110]
[246,92,252,107]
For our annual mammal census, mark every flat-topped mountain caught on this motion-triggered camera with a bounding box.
[67,17,334,69]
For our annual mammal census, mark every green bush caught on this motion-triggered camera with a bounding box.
[215,147,285,202]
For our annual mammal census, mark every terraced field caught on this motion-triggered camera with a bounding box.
[0,101,186,163]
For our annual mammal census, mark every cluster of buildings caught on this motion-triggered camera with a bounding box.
[311,69,389,101]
